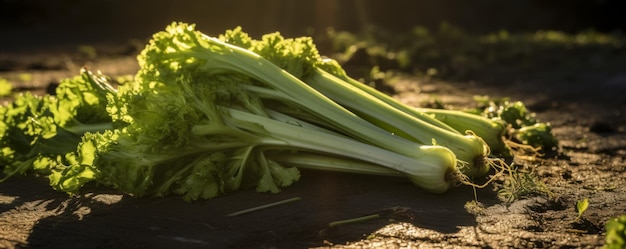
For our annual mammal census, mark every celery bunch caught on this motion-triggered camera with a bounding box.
[0,22,555,200]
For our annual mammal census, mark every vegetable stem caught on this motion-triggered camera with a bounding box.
[305,69,490,177]
[225,107,458,193]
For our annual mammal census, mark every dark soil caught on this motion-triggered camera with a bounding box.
[1,39,625,249]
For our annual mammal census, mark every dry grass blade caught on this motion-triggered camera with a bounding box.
[227,197,301,217]
[328,214,381,227]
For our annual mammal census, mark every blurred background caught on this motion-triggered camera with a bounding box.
[1,0,624,52]
[1,0,625,92]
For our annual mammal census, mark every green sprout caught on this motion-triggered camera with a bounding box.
[575,198,589,221]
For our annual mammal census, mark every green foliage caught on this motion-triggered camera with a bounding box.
[605,214,626,249]
[0,92,56,180]
[0,70,115,182]
[77,45,97,60]
[17,73,32,82]
[0,78,12,97]
[471,96,559,154]
[514,123,559,152]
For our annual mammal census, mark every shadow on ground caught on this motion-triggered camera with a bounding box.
[0,170,484,248]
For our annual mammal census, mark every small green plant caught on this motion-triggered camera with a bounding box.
[496,164,553,202]
[77,45,97,60]
[17,73,32,82]
[0,78,12,97]
[575,198,589,221]
[604,214,626,249]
